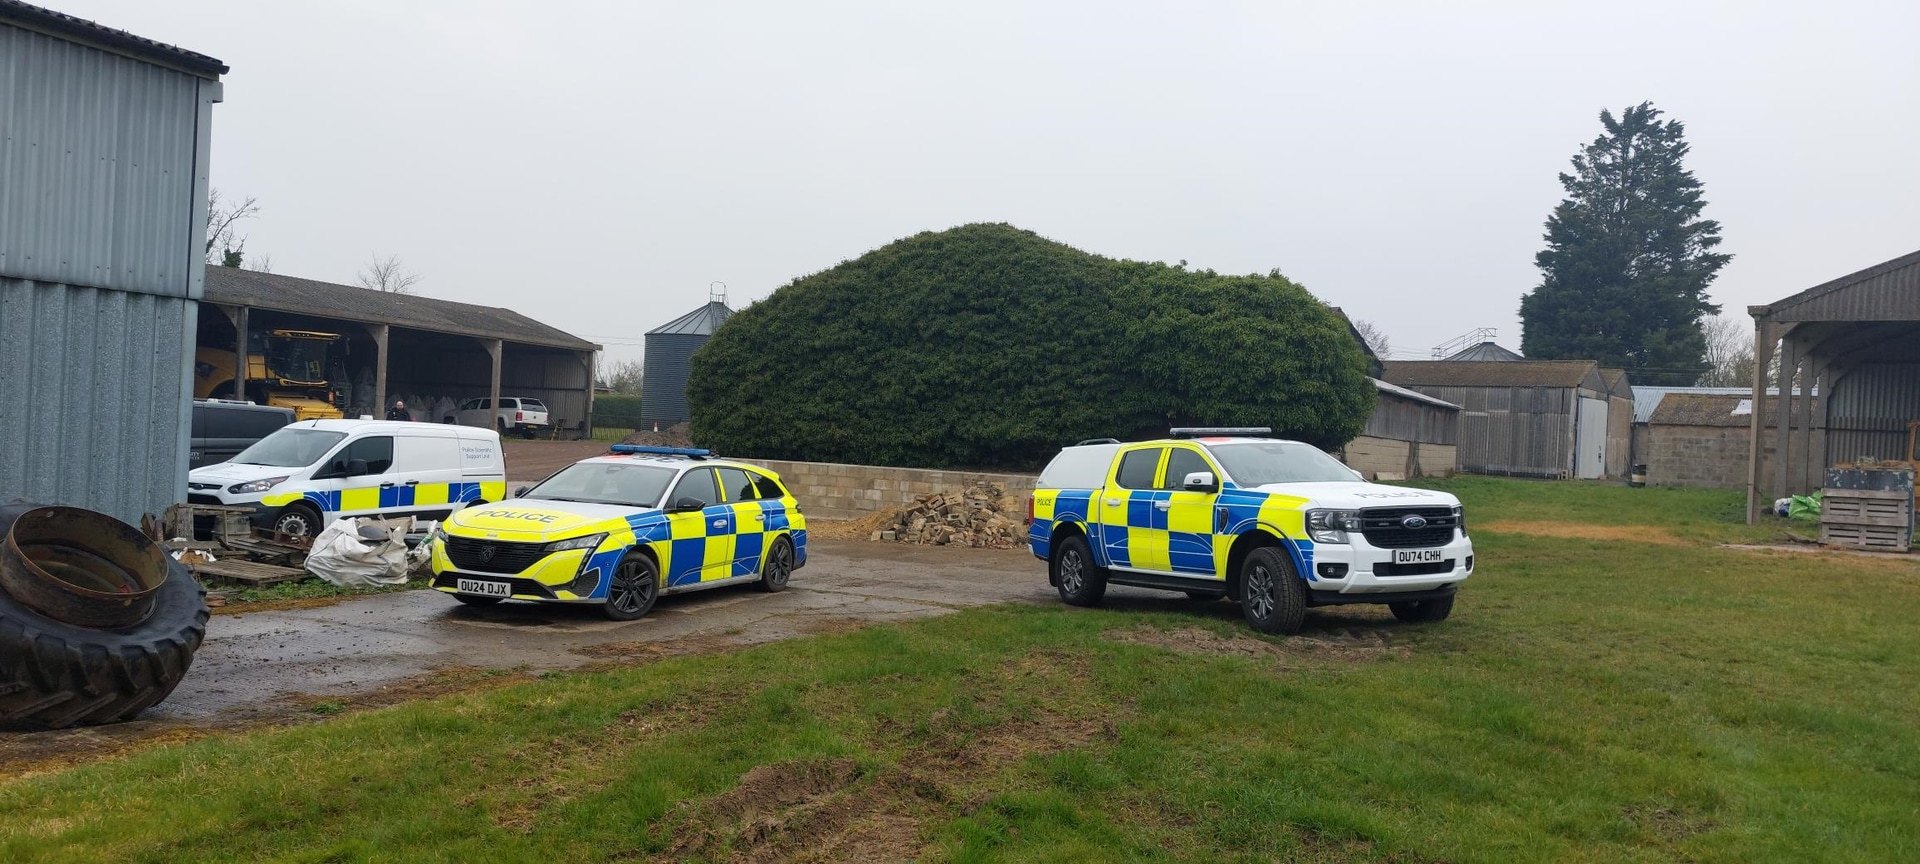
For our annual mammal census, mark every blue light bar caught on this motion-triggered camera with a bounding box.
[609,444,711,458]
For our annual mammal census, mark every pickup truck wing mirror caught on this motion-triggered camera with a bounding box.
[1182,471,1218,492]
[512,486,530,498]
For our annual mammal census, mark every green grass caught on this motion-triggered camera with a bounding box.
[5,479,1918,862]
[212,575,428,606]
[589,426,633,443]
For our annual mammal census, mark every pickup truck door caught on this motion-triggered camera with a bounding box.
[1099,446,1169,571]
[1160,445,1223,580]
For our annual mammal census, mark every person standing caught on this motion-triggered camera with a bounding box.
[386,400,410,422]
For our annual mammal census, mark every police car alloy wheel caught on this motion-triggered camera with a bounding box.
[1054,535,1106,607]
[604,554,659,621]
[1240,547,1306,635]
[758,538,793,593]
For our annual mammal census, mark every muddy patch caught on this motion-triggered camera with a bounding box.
[1478,520,1685,545]
[569,631,751,662]
[650,653,1115,862]
[1622,803,1716,842]
[1107,624,1407,665]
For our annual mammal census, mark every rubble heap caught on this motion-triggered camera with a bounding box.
[872,483,1028,549]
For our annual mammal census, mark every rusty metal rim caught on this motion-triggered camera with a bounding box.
[0,506,166,629]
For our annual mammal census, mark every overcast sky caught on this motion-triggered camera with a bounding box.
[61,0,1920,365]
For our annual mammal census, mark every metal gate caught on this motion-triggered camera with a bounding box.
[1576,397,1608,479]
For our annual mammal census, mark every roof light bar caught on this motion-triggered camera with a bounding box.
[1169,427,1272,439]
[609,444,711,458]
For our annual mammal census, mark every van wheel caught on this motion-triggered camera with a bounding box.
[1239,547,1306,635]
[272,504,322,540]
[603,553,659,621]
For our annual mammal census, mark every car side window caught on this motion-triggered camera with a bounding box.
[752,473,787,500]
[715,467,758,502]
[332,436,394,475]
[671,468,719,509]
[1114,448,1163,490]
[1161,448,1214,491]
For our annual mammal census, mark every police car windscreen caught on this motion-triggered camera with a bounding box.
[1207,441,1356,486]
[527,463,677,507]
[231,428,346,468]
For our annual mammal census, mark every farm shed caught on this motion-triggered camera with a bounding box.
[641,297,733,425]
[1745,248,1920,520]
[0,2,224,523]
[1600,368,1634,478]
[199,268,600,434]
[1646,393,1819,490]
[1341,379,1461,480]
[1381,360,1621,479]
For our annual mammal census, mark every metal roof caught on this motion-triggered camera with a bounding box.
[1442,341,1525,362]
[203,267,599,352]
[0,0,226,76]
[1371,377,1461,411]
[1752,247,1920,323]
[1381,359,1600,389]
[647,300,733,336]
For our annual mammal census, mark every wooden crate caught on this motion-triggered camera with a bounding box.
[1819,488,1914,552]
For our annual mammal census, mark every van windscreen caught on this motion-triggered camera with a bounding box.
[231,429,346,468]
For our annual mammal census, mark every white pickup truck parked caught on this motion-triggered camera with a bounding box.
[1027,428,1473,634]
[447,397,549,439]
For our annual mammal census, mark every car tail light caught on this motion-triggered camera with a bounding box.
[515,411,524,421]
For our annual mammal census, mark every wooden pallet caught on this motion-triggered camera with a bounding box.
[191,558,308,586]
[1820,488,1914,552]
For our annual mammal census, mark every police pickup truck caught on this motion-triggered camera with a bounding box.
[1027,428,1471,634]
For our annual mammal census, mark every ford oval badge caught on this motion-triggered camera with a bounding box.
[1401,515,1429,530]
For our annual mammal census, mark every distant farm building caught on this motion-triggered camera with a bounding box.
[641,296,733,426]
[1382,360,1627,479]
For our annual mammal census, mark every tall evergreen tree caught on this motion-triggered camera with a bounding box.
[1519,102,1730,385]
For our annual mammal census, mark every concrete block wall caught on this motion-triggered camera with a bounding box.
[742,458,1037,521]
[1342,436,1456,481]
[1644,426,1820,490]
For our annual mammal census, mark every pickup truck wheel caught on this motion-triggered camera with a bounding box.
[1053,534,1106,607]
[1239,547,1305,635]
[520,427,537,440]
[1389,595,1454,623]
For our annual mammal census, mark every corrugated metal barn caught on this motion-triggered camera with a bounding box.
[1341,379,1461,480]
[201,268,600,433]
[641,299,732,425]
[1382,360,1623,479]
[0,2,225,523]
[1745,248,1920,520]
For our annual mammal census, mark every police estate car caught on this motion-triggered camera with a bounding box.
[1028,428,1471,634]
[428,445,807,620]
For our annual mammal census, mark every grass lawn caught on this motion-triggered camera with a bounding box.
[4,479,1917,862]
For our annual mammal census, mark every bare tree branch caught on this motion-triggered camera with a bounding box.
[204,188,260,263]
[1352,319,1392,357]
[356,253,422,294]
[250,253,273,274]
[1696,314,1756,386]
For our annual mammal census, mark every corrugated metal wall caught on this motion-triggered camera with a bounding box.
[0,23,206,298]
[1361,391,1459,445]
[1407,385,1574,478]
[1826,363,1920,464]
[0,279,195,523]
[641,333,707,424]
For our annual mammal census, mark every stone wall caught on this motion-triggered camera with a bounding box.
[742,458,1037,521]
[1341,436,1457,481]
[1644,425,1823,490]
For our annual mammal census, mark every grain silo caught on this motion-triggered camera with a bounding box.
[640,289,733,425]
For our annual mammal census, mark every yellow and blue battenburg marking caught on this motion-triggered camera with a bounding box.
[262,480,505,513]
[1030,481,1317,582]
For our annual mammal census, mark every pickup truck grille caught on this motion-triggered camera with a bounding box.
[444,537,550,574]
[1359,507,1457,549]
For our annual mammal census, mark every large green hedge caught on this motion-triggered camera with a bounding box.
[592,394,644,429]
[687,224,1373,470]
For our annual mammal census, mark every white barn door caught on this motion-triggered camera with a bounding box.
[1576,397,1608,479]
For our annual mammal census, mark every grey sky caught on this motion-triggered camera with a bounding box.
[60,0,1920,365]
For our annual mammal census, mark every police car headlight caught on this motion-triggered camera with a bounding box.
[1306,509,1360,544]
[228,476,289,494]
[543,533,607,553]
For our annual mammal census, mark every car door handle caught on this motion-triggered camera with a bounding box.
[711,519,727,529]
[1153,501,1171,511]
[1105,498,1122,507]
[405,480,419,486]
[379,482,397,489]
